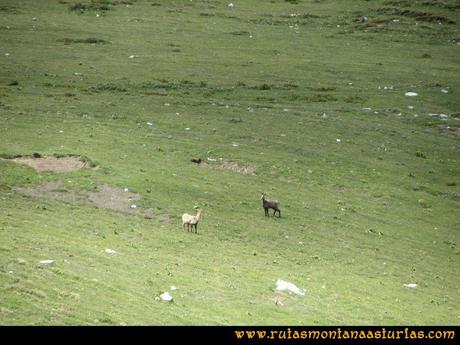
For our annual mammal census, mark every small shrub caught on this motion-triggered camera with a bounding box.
[311,86,336,92]
[305,94,338,102]
[418,199,429,208]
[416,151,427,159]
[229,31,250,36]
[59,37,110,44]
[344,96,366,104]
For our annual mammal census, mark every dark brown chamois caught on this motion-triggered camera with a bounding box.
[261,193,281,217]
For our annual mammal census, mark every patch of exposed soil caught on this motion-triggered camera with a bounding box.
[278,175,298,183]
[5,155,97,172]
[87,184,142,214]
[13,182,170,221]
[199,160,256,175]
[13,181,87,203]
[435,125,460,140]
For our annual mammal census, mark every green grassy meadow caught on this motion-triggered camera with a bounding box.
[0,0,459,325]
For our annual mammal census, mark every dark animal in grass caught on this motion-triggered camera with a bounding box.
[261,193,281,217]
[191,158,202,164]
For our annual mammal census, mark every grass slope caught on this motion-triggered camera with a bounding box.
[0,0,459,325]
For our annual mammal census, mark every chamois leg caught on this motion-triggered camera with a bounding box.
[278,209,281,218]
[273,209,277,217]
[264,208,268,216]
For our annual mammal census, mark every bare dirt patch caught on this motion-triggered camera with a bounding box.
[13,181,87,203]
[199,160,256,175]
[5,155,97,172]
[88,184,141,214]
[13,182,170,221]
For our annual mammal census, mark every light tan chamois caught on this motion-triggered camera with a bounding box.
[182,208,203,233]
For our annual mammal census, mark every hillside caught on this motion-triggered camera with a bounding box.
[0,0,459,325]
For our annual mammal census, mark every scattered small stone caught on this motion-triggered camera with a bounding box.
[403,283,417,289]
[105,248,116,254]
[405,92,418,97]
[39,259,54,265]
[160,292,173,302]
[275,279,306,296]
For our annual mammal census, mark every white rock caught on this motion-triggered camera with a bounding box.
[336,138,341,143]
[130,204,137,209]
[146,122,153,126]
[207,157,217,162]
[160,292,174,302]
[405,92,418,97]
[124,188,129,192]
[228,3,235,11]
[275,279,306,296]
[105,248,116,254]
[185,128,191,131]
[170,286,177,291]
[39,260,55,264]
[403,283,417,289]
[129,55,135,59]
[441,89,449,94]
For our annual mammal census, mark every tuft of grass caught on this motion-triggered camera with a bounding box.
[58,37,110,44]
